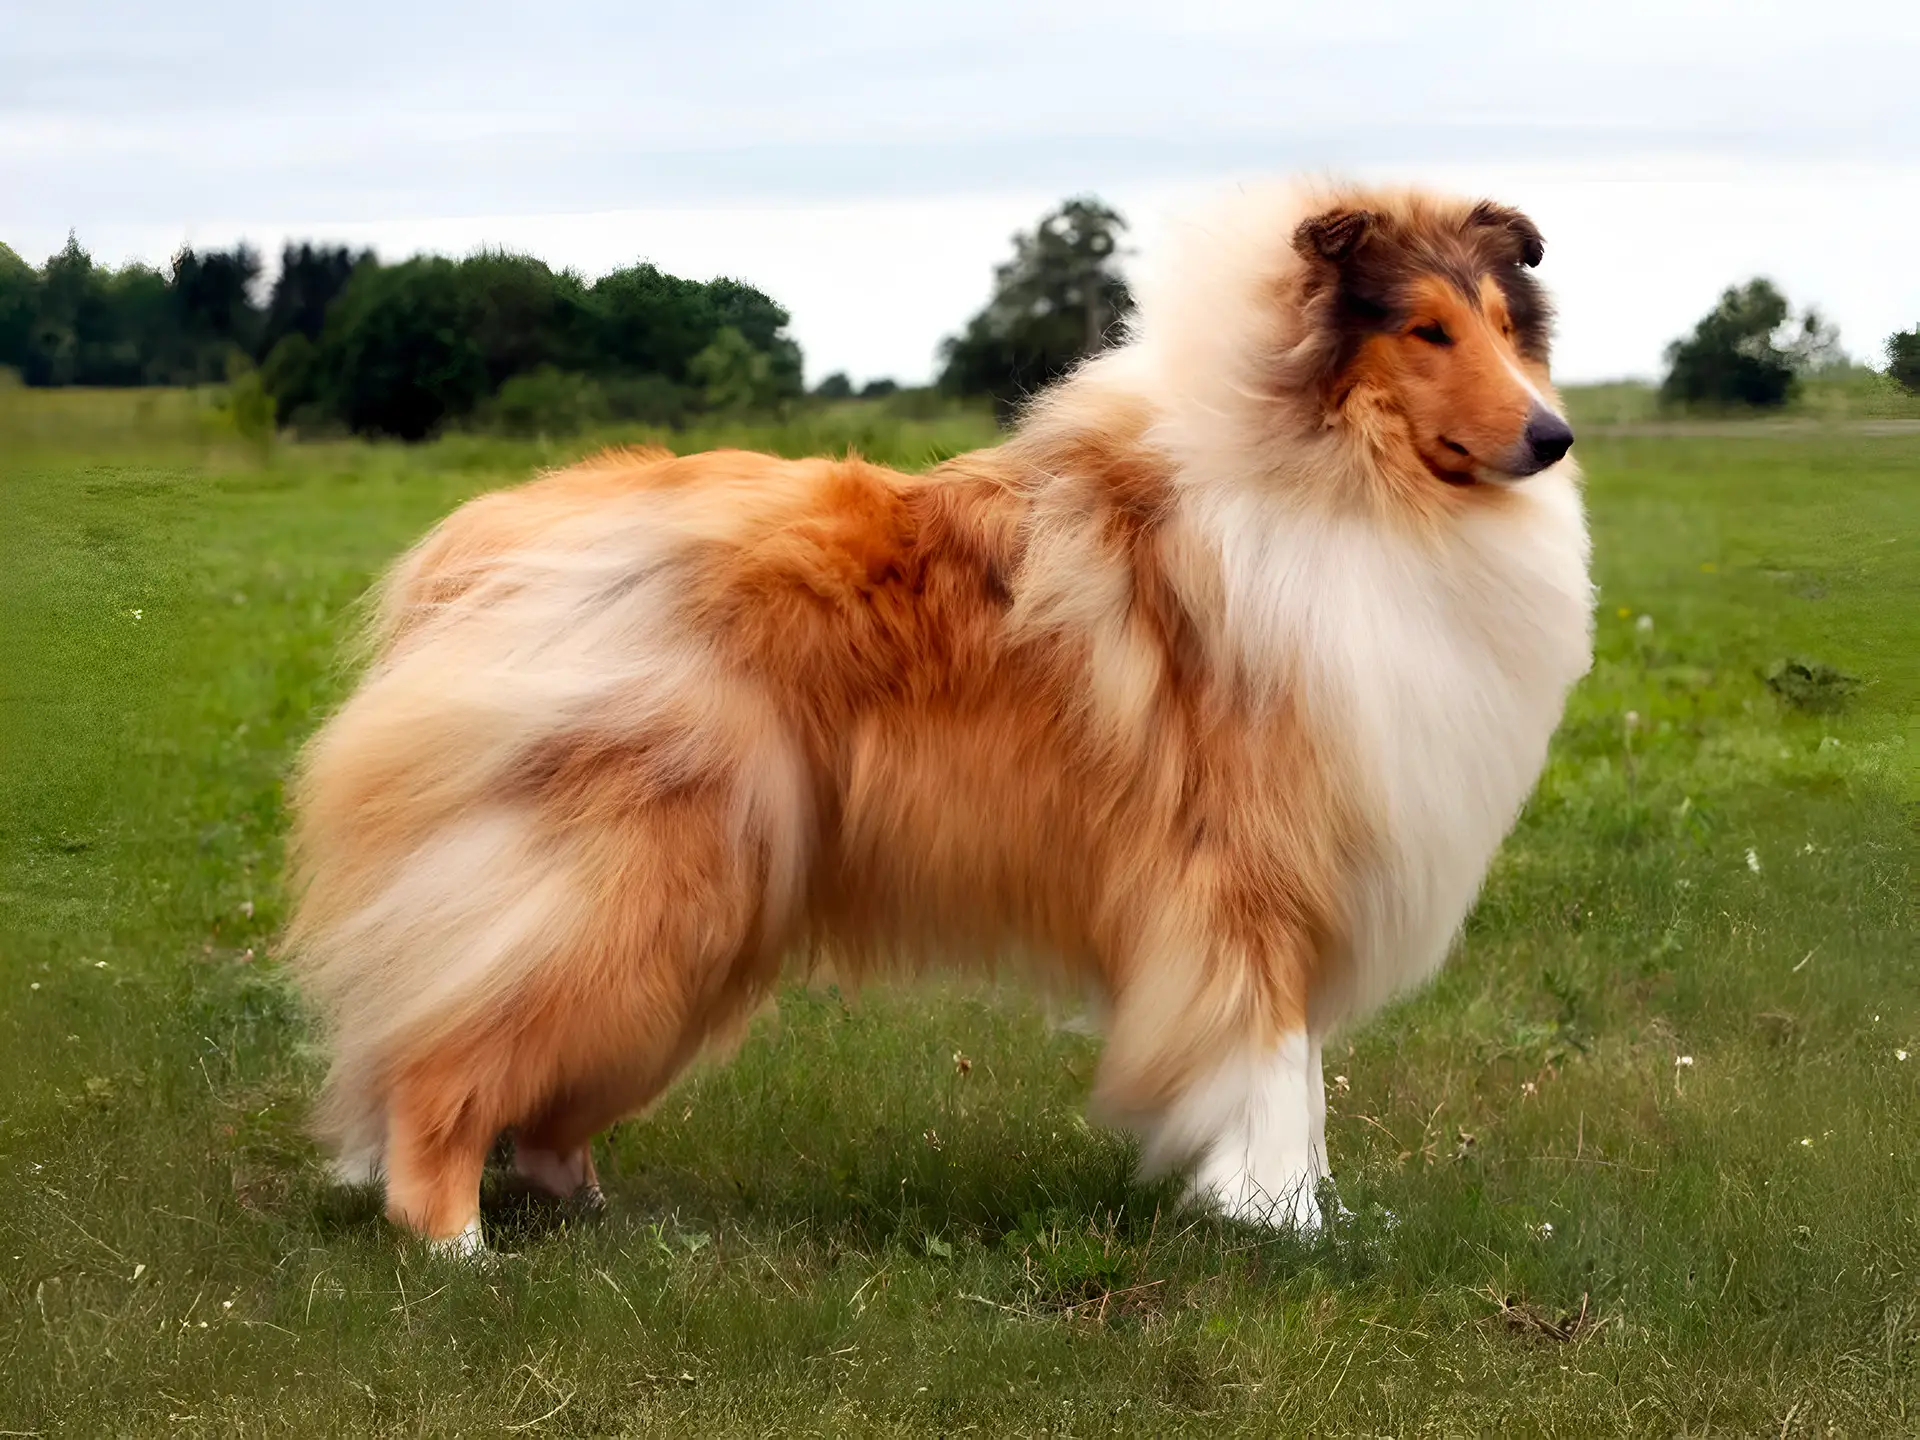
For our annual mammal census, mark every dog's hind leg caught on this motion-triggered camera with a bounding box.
[508,1045,695,1211]
[382,1047,502,1257]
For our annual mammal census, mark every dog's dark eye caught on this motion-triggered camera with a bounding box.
[1411,322,1453,347]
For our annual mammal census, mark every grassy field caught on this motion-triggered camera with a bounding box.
[1,393,1915,1436]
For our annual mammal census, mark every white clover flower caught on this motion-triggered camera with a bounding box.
[1800,1137,1814,1147]
[1675,1055,1694,1068]
[1746,848,1761,874]
[1898,1050,1910,1063]
[1635,614,1654,633]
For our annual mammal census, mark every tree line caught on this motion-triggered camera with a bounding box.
[5,203,1916,440]
[0,237,804,439]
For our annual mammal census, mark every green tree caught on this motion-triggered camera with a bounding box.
[0,243,37,377]
[813,371,854,400]
[938,197,1132,419]
[311,258,487,440]
[1661,279,1835,410]
[462,251,595,389]
[169,245,264,379]
[92,264,173,384]
[262,244,368,356]
[1887,327,1920,396]
[0,231,806,429]
[590,263,721,382]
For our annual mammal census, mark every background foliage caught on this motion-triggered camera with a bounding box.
[0,240,805,441]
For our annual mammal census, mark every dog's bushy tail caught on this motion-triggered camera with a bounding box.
[283,445,813,1169]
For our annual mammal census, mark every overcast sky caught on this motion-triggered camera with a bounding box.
[6,0,1918,385]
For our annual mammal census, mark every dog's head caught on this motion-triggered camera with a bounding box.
[1290,195,1571,488]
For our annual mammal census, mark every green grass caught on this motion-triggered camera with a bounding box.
[1561,369,1920,429]
[1,394,1915,1436]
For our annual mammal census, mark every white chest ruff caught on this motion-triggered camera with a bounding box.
[1203,472,1594,1027]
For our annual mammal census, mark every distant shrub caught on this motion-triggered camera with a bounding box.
[600,372,695,427]
[859,378,899,399]
[473,367,607,438]
[1888,327,1920,396]
[260,332,317,416]
[876,386,954,421]
[813,371,854,399]
[692,326,780,414]
[213,352,276,452]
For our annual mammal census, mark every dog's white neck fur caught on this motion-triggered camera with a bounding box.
[1108,183,1595,1029]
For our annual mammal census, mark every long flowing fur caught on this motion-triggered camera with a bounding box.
[286,181,1593,1238]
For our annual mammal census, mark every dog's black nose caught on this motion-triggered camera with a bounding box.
[1525,408,1574,469]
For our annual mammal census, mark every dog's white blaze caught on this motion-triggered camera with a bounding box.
[1501,352,1555,413]
[1157,1033,1325,1231]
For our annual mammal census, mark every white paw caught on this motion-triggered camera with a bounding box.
[426,1217,487,1261]
[1187,1163,1325,1233]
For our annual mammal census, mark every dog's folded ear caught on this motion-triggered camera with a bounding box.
[1292,208,1375,265]
[1466,201,1545,268]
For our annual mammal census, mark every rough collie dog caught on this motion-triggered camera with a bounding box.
[287,182,1593,1255]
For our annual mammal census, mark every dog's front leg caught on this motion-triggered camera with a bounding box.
[1163,1034,1326,1231]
